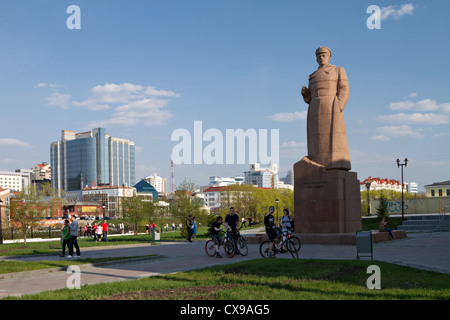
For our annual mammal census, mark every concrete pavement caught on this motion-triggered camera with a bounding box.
[1,229,450,298]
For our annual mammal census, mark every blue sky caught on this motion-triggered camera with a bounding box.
[0,0,449,192]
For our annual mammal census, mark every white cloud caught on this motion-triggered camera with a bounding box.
[85,97,172,129]
[389,100,415,111]
[415,99,440,112]
[268,111,307,122]
[389,99,440,112]
[34,82,62,89]
[74,83,179,110]
[43,82,179,127]
[371,135,390,141]
[71,98,111,111]
[440,103,450,113]
[281,141,306,148]
[280,140,306,159]
[433,132,450,137]
[381,3,414,20]
[46,92,72,109]
[0,138,32,148]
[375,125,423,138]
[378,113,449,125]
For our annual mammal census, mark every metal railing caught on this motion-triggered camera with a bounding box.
[0,225,131,241]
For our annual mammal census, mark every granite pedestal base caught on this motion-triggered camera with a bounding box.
[294,156,362,234]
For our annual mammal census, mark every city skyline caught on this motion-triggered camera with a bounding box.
[1,1,449,192]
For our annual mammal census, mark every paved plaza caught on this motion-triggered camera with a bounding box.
[0,229,449,298]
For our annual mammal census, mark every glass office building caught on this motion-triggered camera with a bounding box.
[51,128,135,191]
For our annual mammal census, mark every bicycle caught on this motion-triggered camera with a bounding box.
[229,227,248,256]
[259,227,301,259]
[281,229,301,254]
[205,230,236,258]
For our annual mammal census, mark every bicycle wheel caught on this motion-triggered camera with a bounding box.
[289,236,302,253]
[236,237,248,256]
[205,240,216,257]
[286,238,298,259]
[224,240,236,258]
[259,240,272,258]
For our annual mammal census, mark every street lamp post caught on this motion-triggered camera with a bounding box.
[0,199,3,244]
[365,181,371,215]
[275,198,279,225]
[396,158,408,220]
[102,202,106,219]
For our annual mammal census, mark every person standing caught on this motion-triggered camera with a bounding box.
[68,215,81,258]
[224,207,239,231]
[60,219,71,257]
[192,217,197,242]
[186,215,194,242]
[279,209,293,242]
[264,206,279,258]
[92,223,98,241]
[241,217,247,228]
[101,220,108,242]
[224,207,239,246]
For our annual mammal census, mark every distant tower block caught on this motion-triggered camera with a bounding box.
[171,151,175,192]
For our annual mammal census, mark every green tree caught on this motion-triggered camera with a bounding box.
[9,192,46,244]
[376,197,389,221]
[176,178,199,193]
[217,186,294,224]
[170,180,208,238]
[123,195,155,235]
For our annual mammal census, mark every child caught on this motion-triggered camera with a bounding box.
[96,224,103,242]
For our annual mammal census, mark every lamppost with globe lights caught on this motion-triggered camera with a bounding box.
[276,199,279,225]
[0,199,3,244]
[365,181,371,215]
[396,158,408,220]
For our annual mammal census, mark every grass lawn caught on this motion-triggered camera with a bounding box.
[362,217,404,231]
[4,259,450,300]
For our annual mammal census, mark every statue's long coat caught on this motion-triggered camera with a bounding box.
[302,64,351,170]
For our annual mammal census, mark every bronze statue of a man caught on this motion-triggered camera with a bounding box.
[301,46,351,170]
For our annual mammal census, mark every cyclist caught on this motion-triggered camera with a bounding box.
[264,206,280,258]
[210,216,227,258]
[224,207,240,241]
[224,207,239,231]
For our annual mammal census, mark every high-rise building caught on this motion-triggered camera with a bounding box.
[409,182,418,194]
[51,128,135,192]
[32,162,51,181]
[244,163,278,189]
[0,170,30,192]
[209,176,244,187]
[285,169,294,185]
[144,173,167,193]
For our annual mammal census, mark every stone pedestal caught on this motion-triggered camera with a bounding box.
[294,156,362,234]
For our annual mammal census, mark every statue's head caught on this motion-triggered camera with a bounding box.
[315,46,332,57]
[315,46,332,67]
